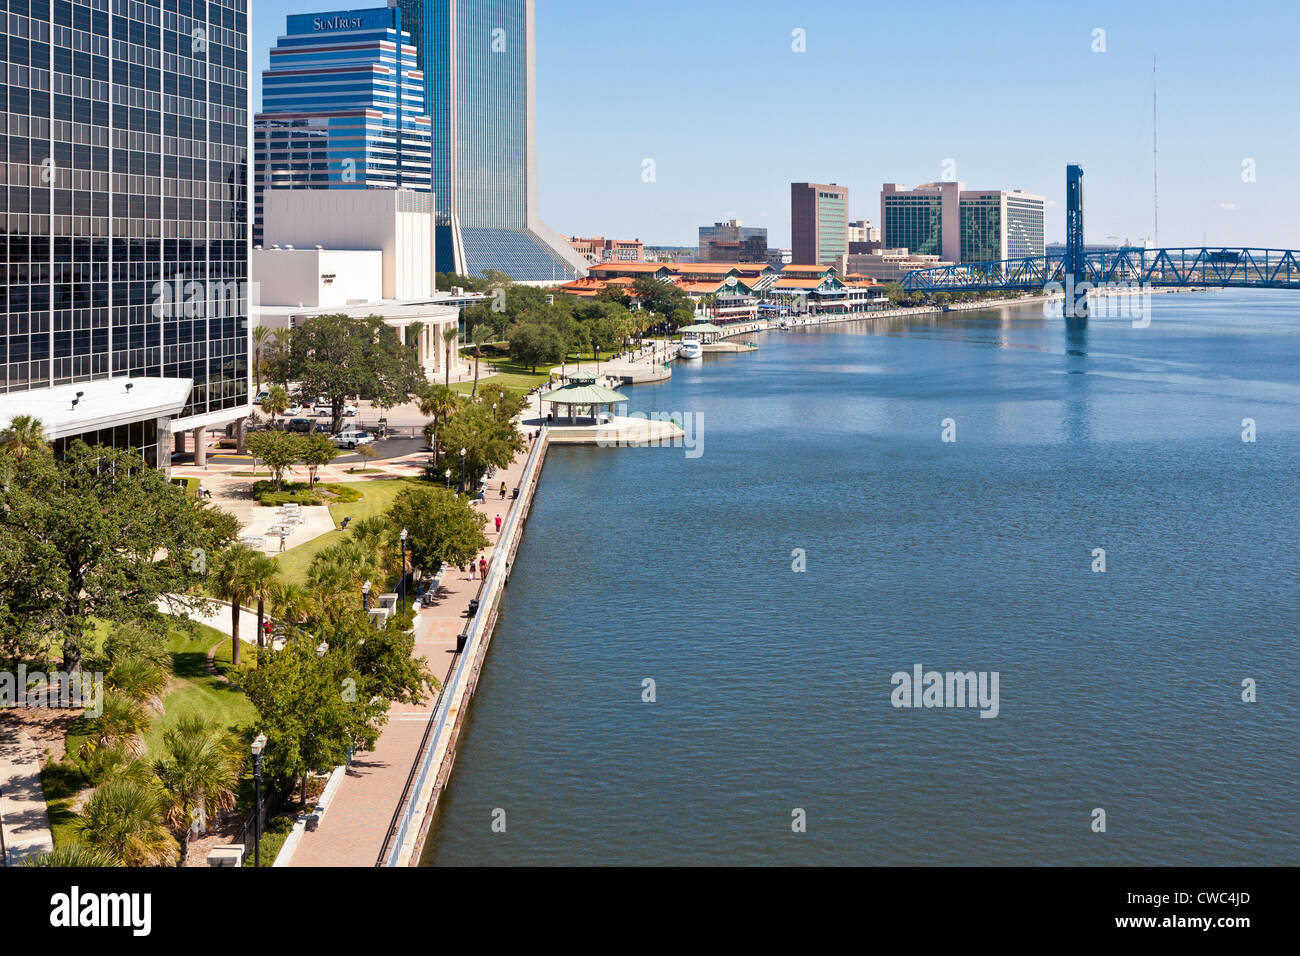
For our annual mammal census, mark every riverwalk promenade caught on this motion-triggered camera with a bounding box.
[283,430,543,867]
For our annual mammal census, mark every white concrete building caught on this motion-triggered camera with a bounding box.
[252,248,384,309]
[261,189,435,301]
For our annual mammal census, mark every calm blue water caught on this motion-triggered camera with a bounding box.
[424,290,1300,865]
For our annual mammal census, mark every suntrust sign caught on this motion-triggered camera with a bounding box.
[287,9,393,34]
[313,15,363,30]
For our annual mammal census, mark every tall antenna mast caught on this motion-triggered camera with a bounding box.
[1152,56,1159,248]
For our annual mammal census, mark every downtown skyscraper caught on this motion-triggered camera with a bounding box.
[253,6,432,245]
[0,0,252,467]
[389,0,586,280]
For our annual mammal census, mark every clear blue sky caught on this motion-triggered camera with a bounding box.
[254,0,1300,249]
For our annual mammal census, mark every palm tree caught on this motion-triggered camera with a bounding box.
[270,328,292,387]
[211,545,260,667]
[246,553,280,654]
[106,657,168,712]
[153,716,241,866]
[470,323,491,399]
[0,414,49,461]
[417,385,460,465]
[252,326,273,392]
[78,693,151,760]
[348,515,387,567]
[22,844,122,867]
[442,325,460,386]
[268,580,314,628]
[261,385,290,426]
[306,555,355,624]
[77,777,177,866]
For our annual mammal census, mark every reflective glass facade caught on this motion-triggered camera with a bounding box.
[959,196,1000,263]
[1,0,250,421]
[393,0,578,279]
[883,195,944,258]
[253,6,431,245]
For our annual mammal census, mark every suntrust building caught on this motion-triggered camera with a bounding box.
[0,0,252,468]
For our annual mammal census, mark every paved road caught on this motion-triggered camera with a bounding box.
[174,436,429,468]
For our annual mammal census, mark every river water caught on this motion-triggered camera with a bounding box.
[423,290,1300,865]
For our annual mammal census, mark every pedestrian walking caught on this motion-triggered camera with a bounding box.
[479,556,488,578]
[279,533,286,552]
[469,561,476,580]
[500,481,507,499]
[495,514,502,533]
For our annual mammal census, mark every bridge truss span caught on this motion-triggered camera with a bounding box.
[901,247,1300,294]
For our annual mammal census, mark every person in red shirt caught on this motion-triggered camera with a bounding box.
[478,556,487,579]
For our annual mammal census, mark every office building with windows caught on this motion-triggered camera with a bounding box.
[881,182,1045,264]
[389,0,587,281]
[698,220,768,263]
[253,6,432,245]
[791,183,849,267]
[0,0,252,469]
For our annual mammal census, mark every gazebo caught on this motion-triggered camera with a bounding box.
[538,373,628,424]
[677,321,727,344]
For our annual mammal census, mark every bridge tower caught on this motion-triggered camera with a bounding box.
[1064,164,1087,320]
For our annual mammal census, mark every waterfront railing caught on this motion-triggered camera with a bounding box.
[378,423,550,866]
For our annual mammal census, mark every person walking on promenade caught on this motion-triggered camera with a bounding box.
[479,556,488,579]
[495,514,502,534]
[469,561,476,580]
[279,533,287,552]
[500,481,507,499]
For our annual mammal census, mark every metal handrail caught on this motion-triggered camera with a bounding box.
[376,424,549,866]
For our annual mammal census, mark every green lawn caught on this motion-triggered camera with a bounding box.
[450,350,634,396]
[274,477,421,585]
[41,620,255,849]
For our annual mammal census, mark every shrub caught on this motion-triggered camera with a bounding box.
[322,485,362,502]
[259,490,323,507]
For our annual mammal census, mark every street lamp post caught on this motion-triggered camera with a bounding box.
[251,733,267,868]
[459,447,467,494]
[399,528,409,612]
[492,402,498,422]
[444,467,451,489]
[362,579,371,612]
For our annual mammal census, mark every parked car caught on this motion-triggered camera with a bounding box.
[332,428,373,449]
[284,403,304,416]
[253,390,268,404]
[286,418,314,434]
[342,404,358,417]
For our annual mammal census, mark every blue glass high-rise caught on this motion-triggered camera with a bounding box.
[254,6,433,245]
[390,0,586,280]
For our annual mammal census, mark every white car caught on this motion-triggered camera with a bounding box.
[284,403,304,416]
[342,404,358,417]
[332,429,373,450]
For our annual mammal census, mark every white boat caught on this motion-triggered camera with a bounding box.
[678,335,703,359]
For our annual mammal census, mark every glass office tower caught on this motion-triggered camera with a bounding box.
[390,0,586,280]
[253,6,432,245]
[0,0,251,465]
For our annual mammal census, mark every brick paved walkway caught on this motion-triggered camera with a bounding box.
[286,438,536,867]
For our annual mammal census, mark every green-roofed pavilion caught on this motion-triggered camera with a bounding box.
[678,321,727,343]
[538,379,628,424]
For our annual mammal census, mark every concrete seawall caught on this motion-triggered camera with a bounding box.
[390,427,551,867]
